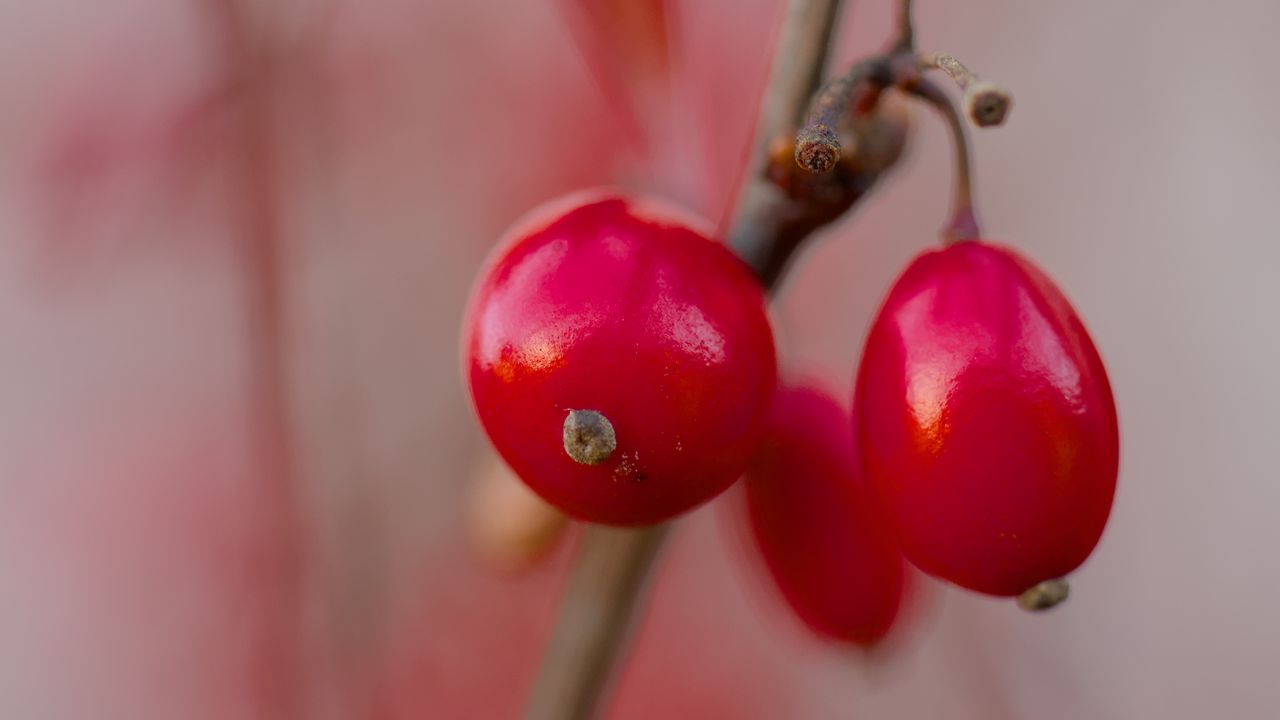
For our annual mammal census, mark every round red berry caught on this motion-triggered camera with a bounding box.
[855,241,1118,597]
[742,383,907,645]
[463,192,777,525]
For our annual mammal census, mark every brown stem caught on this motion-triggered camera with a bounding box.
[905,77,982,243]
[207,1,304,716]
[525,525,669,720]
[524,2,852,719]
[894,0,915,51]
[733,0,892,287]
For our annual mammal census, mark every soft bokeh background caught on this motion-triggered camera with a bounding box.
[2,0,1277,718]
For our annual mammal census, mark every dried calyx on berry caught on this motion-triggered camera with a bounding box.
[562,409,617,466]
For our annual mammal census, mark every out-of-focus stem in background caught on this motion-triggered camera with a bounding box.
[208,1,305,717]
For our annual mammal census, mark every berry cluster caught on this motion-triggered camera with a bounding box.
[461,0,1118,660]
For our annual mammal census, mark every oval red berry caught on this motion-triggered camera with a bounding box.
[855,241,1118,596]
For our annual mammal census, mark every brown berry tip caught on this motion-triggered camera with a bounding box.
[964,80,1012,127]
[563,409,617,465]
[1016,578,1070,612]
[795,126,841,173]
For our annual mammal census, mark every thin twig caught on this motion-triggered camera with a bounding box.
[922,52,977,90]
[207,1,305,716]
[732,0,911,284]
[525,525,669,720]
[894,0,915,51]
[524,2,849,719]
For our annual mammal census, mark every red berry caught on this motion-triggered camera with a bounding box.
[855,241,1118,597]
[742,384,907,646]
[464,192,777,525]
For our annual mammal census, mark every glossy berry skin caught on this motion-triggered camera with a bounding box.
[464,193,776,525]
[855,241,1118,597]
[743,384,906,646]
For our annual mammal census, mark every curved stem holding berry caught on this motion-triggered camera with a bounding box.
[903,77,982,243]
[791,0,1011,246]
[791,22,1015,246]
[796,64,982,243]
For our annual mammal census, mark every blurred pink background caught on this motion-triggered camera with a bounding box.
[1,0,1277,718]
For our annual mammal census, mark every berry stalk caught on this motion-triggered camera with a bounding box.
[903,77,982,243]
[206,0,305,716]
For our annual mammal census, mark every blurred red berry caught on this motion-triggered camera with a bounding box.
[855,241,1119,597]
[463,192,777,525]
[743,383,907,646]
